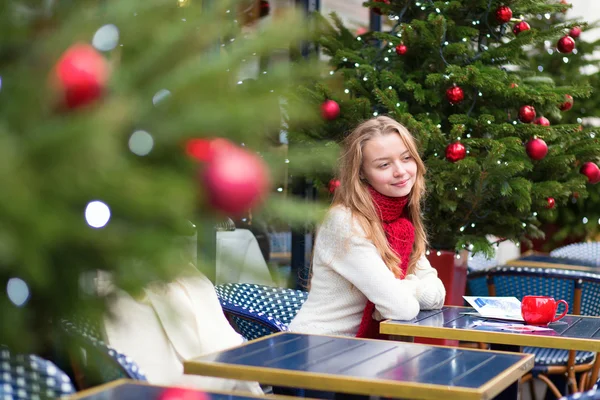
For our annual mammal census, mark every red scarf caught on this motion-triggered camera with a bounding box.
[355,186,415,339]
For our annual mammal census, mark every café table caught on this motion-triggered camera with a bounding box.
[68,378,294,400]
[381,306,600,398]
[184,332,533,400]
[380,306,600,353]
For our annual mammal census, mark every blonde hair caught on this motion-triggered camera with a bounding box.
[332,116,428,277]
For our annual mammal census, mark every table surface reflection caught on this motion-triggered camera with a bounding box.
[381,306,600,351]
[184,332,533,400]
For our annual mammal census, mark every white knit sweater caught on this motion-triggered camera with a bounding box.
[288,206,446,337]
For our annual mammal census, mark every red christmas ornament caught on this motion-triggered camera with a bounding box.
[518,105,536,123]
[560,0,569,12]
[328,179,341,194]
[512,21,531,35]
[495,6,513,24]
[259,0,270,18]
[557,35,576,53]
[321,100,340,120]
[54,43,109,109]
[159,387,208,400]
[580,162,600,184]
[446,85,464,105]
[201,145,270,216]
[525,138,548,161]
[569,26,582,39]
[372,0,390,15]
[510,82,519,88]
[185,138,232,162]
[534,117,550,126]
[356,27,368,36]
[395,44,408,56]
[545,197,556,209]
[559,94,573,111]
[445,142,466,163]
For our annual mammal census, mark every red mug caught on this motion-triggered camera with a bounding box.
[521,295,569,326]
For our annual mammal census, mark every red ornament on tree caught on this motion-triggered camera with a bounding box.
[259,0,270,18]
[356,27,368,36]
[445,142,466,163]
[186,138,232,162]
[580,162,600,184]
[569,26,581,39]
[534,117,550,126]
[328,179,341,194]
[545,197,556,209]
[525,138,548,161]
[495,6,513,24]
[395,44,408,56]
[518,105,536,123]
[372,0,390,15]
[159,387,208,400]
[557,35,576,53]
[321,100,340,120]
[559,94,573,111]
[201,145,270,216]
[510,82,519,88]
[446,85,464,105]
[53,43,110,109]
[512,21,530,35]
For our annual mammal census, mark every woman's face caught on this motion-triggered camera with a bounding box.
[361,133,418,198]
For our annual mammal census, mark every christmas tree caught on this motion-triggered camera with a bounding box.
[0,0,331,350]
[527,11,600,249]
[288,0,600,257]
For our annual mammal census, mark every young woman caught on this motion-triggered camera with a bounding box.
[288,116,445,338]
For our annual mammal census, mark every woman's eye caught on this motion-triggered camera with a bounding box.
[403,156,412,161]
[379,163,389,168]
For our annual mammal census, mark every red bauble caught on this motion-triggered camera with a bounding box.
[495,6,513,24]
[534,117,550,126]
[446,85,464,105]
[395,44,408,56]
[372,0,390,15]
[559,94,573,111]
[569,26,581,39]
[445,142,466,163]
[557,35,576,53]
[328,179,341,194]
[518,105,536,123]
[356,27,368,36]
[545,197,556,209]
[201,145,270,216]
[159,387,208,400]
[321,100,340,120]
[525,138,548,161]
[259,0,270,18]
[580,162,600,184]
[54,43,109,109]
[512,21,530,35]
[510,82,519,88]
[186,138,232,162]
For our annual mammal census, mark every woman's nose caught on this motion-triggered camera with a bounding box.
[393,163,404,176]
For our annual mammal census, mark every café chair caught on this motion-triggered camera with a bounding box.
[466,269,490,297]
[487,266,600,398]
[57,318,147,389]
[551,242,600,268]
[215,283,307,341]
[0,347,75,399]
[560,376,600,400]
